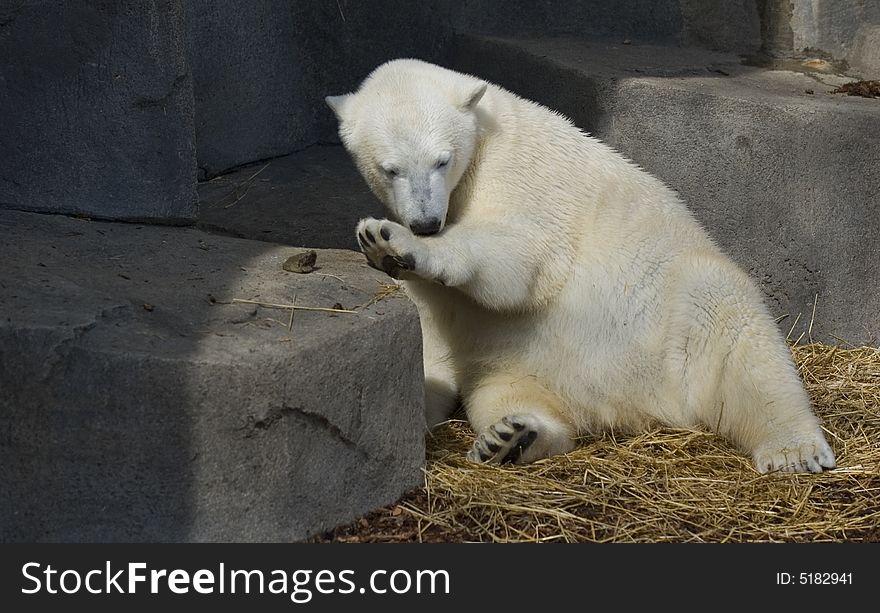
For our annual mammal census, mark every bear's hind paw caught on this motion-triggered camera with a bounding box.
[467,414,539,465]
[753,433,836,474]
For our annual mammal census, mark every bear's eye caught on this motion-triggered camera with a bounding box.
[435,153,451,169]
[381,165,399,179]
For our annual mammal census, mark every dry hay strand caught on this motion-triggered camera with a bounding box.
[357,280,403,310]
[318,343,880,543]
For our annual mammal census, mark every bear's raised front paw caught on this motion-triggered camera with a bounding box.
[467,414,540,465]
[356,218,417,279]
[753,432,836,474]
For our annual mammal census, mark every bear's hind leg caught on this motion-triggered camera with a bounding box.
[463,373,575,464]
[669,256,836,474]
[721,333,836,474]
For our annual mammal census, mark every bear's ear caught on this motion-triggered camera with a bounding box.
[460,82,488,110]
[325,94,353,121]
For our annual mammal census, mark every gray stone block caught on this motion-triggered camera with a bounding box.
[197,145,378,251]
[679,0,761,52]
[790,0,880,59]
[184,0,451,176]
[447,0,684,42]
[0,1,197,222]
[452,35,880,345]
[0,209,424,542]
[850,23,880,78]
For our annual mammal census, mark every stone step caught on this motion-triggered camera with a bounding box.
[197,144,377,251]
[0,209,423,542]
[451,35,880,345]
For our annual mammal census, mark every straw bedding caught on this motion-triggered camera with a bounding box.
[316,343,880,542]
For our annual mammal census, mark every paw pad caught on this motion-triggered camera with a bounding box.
[355,219,416,279]
[467,415,540,465]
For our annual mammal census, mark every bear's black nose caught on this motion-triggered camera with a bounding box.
[410,218,442,235]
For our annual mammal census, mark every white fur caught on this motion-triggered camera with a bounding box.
[328,59,836,474]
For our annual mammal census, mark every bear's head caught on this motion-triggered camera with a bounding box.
[326,59,487,236]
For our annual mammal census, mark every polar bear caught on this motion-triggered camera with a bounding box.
[326,59,836,474]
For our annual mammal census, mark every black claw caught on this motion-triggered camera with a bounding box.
[357,234,368,249]
[478,449,492,462]
[380,226,391,241]
[487,441,501,453]
[510,421,525,431]
[364,229,375,243]
[497,430,513,442]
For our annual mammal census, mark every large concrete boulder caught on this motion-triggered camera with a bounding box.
[0,209,424,542]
